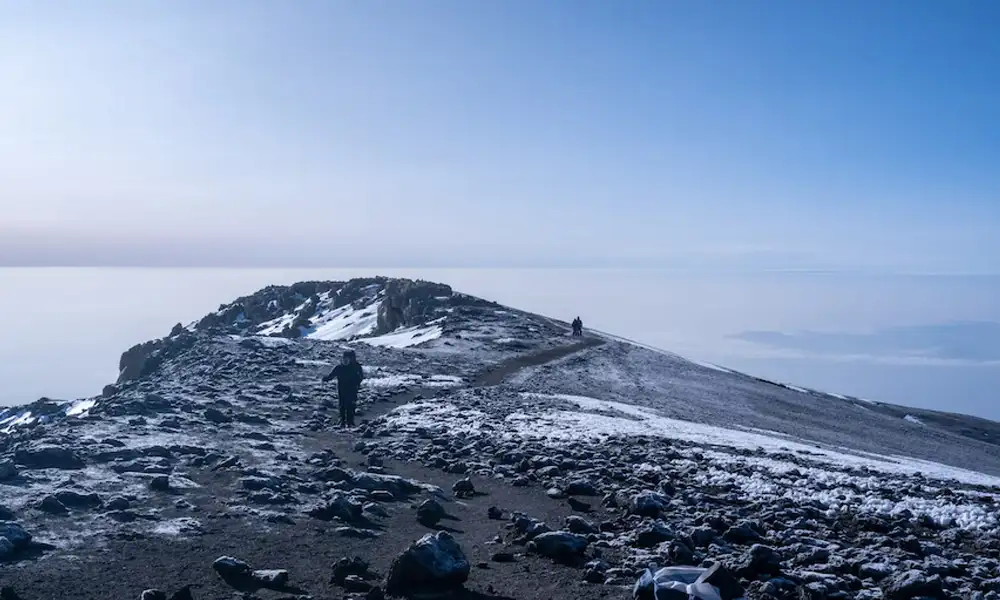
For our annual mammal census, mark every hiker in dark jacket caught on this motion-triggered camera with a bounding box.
[572,317,583,337]
[322,349,365,428]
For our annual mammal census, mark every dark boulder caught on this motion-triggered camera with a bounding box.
[307,493,363,522]
[39,495,69,515]
[0,522,32,554]
[724,522,764,545]
[527,531,589,563]
[54,490,103,509]
[452,477,475,498]
[698,563,745,600]
[565,515,598,535]
[417,499,447,527]
[204,408,233,424]
[733,544,783,579]
[149,476,171,492]
[332,556,375,586]
[14,446,84,470]
[631,491,669,518]
[881,570,945,600]
[212,555,254,589]
[0,461,17,481]
[385,532,470,597]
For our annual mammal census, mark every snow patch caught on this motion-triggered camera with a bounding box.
[307,303,379,341]
[295,359,331,366]
[66,399,97,417]
[687,359,733,374]
[364,324,443,349]
[515,393,1000,488]
[153,517,203,537]
[1,411,34,433]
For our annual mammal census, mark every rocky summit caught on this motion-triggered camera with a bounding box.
[2,276,1000,600]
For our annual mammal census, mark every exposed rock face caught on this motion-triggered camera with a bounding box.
[375,280,452,335]
[118,339,167,383]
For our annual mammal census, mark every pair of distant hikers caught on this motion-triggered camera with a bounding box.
[322,349,364,428]
[571,316,584,337]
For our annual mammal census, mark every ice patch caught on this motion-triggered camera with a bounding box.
[904,415,925,425]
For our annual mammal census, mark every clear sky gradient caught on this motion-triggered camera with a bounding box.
[2,1,998,271]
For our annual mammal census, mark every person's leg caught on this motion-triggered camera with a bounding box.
[338,398,347,428]
[347,396,357,426]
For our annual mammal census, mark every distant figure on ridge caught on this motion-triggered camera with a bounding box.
[571,316,583,337]
[323,349,365,428]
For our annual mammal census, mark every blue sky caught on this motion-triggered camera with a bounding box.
[1,1,998,271]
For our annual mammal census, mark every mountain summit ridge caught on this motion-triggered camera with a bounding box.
[2,276,1000,600]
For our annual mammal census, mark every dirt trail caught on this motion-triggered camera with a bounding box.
[471,336,604,388]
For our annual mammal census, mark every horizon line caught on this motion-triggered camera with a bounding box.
[2,264,1000,277]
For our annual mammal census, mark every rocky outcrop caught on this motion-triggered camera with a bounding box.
[117,333,196,384]
[375,279,452,334]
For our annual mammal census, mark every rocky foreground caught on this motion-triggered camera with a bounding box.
[1,277,999,600]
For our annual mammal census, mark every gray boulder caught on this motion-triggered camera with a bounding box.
[631,491,669,518]
[39,495,69,515]
[307,493,363,522]
[204,408,233,424]
[733,544,783,579]
[385,531,470,597]
[528,531,589,562]
[0,522,32,556]
[54,490,102,509]
[565,515,598,535]
[417,499,446,527]
[881,570,945,600]
[452,477,475,498]
[252,569,289,588]
[212,555,254,589]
